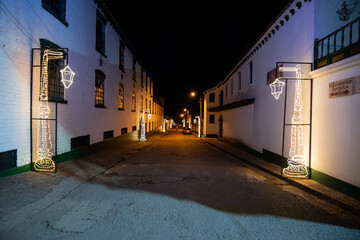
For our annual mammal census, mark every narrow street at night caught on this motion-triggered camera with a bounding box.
[0,131,359,239]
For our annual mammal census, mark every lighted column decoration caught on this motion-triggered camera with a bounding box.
[195,116,200,138]
[60,65,75,88]
[140,109,151,141]
[163,119,167,132]
[271,65,308,177]
[35,50,63,172]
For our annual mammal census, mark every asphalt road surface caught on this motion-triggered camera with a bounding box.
[1,130,360,239]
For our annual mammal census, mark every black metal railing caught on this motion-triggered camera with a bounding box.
[314,17,360,69]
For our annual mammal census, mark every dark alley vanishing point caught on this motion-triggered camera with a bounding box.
[0,131,360,239]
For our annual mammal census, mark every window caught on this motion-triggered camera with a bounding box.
[42,0,68,26]
[96,10,106,56]
[249,61,253,84]
[146,75,148,92]
[121,127,128,135]
[45,50,66,102]
[103,130,113,140]
[226,84,228,98]
[40,39,67,103]
[219,91,224,107]
[132,126,137,131]
[95,70,105,107]
[231,79,233,95]
[141,68,144,88]
[238,71,242,90]
[132,57,136,82]
[71,135,90,150]
[209,93,215,102]
[119,41,125,71]
[209,115,215,123]
[118,83,124,110]
[150,80,152,94]
[131,91,136,112]
[0,149,17,171]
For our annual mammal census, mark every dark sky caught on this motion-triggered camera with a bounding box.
[104,0,290,120]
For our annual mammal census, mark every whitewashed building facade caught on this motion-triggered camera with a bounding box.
[0,0,164,173]
[202,0,360,199]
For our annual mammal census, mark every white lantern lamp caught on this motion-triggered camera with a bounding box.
[269,78,285,100]
[60,65,75,89]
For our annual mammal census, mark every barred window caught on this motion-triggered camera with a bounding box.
[119,41,125,71]
[131,91,136,112]
[95,70,105,107]
[47,52,65,102]
[42,0,68,26]
[118,83,124,110]
[96,10,106,56]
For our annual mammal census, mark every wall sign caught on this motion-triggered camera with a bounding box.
[329,78,353,98]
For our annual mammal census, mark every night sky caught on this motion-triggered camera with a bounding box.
[104,0,290,120]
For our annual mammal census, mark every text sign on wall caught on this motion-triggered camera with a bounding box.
[329,78,353,98]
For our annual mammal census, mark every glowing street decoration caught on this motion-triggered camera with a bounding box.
[270,79,285,100]
[280,65,308,177]
[35,50,63,172]
[195,116,201,138]
[60,65,75,88]
[140,109,151,141]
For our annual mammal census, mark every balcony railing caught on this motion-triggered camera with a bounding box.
[314,17,360,69]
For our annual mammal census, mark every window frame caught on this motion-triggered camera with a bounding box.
[118,83,124,110]
[209,93,215,102]
[209,114,215,123]
[131,91,136,112]
[95,70,106,108]
[119,41,125,72]
[248,61,253,85]
[96,9,106,57]
[42,0,68,26]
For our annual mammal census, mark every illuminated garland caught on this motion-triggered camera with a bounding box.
[282,65,308,177]
[35,50,63,172]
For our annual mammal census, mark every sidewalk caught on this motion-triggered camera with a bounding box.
[201,137,360,216]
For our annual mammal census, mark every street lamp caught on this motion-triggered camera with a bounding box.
[140,108,151,141]
[190,91,196,97]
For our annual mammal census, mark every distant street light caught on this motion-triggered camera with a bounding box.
[190,91,196,97]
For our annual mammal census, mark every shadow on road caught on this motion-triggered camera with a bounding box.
[55,130,360,230]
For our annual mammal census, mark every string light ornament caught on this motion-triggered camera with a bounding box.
[60,65,75,88]
[270,79,285,99]
[279,65,309,178]
[140,109,151,141]
[35,50,64,172]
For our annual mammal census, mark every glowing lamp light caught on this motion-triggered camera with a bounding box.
[269,78,285,100]
[190,92,196,97]
[60,65,75,88]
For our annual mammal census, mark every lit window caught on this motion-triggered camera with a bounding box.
[131,91,136,112]
[118,83,124,110]
[95,70,105,107]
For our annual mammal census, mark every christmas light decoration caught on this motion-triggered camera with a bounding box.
[281,65,308,177]
[270,79,285,99]
[140,109,151,141]
[35,50,64,172]
[60,65,75,88]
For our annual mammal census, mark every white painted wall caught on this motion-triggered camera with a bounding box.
[0,0,162,168]
[203,0,360,187]
[311,55,360,187]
